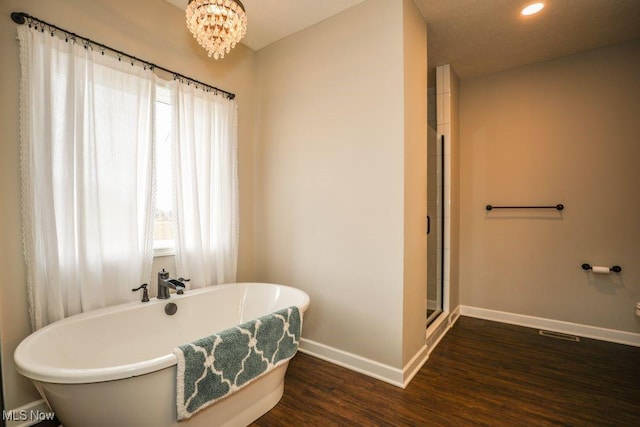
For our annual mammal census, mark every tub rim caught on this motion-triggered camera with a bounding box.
[14,282,309,384]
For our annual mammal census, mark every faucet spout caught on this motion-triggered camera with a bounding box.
[157,270,188,299]
[167,279,185,292]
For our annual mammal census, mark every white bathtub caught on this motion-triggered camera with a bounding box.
[14,283,310,427]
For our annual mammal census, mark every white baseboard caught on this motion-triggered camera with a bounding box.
[4,399,55,427]
[459,305,640,347]
[449,305,461,325]
[298,309,462,389]
[425,308,460,357]
[401,343,429,388]
[299,338,436,389]
[298,338,405,387]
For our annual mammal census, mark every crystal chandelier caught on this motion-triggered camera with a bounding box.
[186,0,247,60]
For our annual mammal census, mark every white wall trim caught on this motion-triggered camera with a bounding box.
[425,308,460,357]
[449,305,461,325]
[4,399,54,427]
[426,310,448,346]
[299,338,439,389]
[298,309,464,389]
[460,305,640,347]
[401,344,429,388]
[298,338,405,388]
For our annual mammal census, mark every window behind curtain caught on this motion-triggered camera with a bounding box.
[172,82,239,288]
[154,85,175,255]
[18,24,239,330]
[19,25,155,329]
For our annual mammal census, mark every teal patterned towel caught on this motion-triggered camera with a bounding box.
[173,306,301,421]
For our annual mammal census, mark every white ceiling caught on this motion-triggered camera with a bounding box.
[166,0,640,79]
[165,0,366,51]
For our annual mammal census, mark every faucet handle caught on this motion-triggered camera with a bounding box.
[176,277,189,295]
[131,284,150,302]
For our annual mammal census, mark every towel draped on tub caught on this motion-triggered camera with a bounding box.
[173,306,301,421]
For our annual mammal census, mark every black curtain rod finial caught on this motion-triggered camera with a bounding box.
[11,12,27,24]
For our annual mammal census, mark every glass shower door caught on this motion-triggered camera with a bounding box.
[426,127,443,326]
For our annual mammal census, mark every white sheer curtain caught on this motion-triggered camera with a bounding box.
[18,26,156,330]
[172,81,239,289]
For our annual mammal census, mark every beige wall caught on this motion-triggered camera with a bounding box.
[255,0,405,367]
[459,39,640,333]
[0,0,257,409]
[255,0,427,369]
[401,0,428,365]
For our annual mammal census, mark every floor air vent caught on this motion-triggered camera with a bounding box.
[539,330,580,342]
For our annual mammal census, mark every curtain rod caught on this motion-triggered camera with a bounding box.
[10,12,236,100]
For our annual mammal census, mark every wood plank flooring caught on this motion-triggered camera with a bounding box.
[252,316,640,426]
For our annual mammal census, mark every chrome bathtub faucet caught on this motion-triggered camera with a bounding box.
[157,269,190,299]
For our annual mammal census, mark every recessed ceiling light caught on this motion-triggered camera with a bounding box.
[521,2,544,16]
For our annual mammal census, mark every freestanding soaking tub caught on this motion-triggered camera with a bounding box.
[14,283,310,427]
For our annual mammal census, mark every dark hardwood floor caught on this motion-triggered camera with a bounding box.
[32,316,639,426]
[253,316,640,426]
